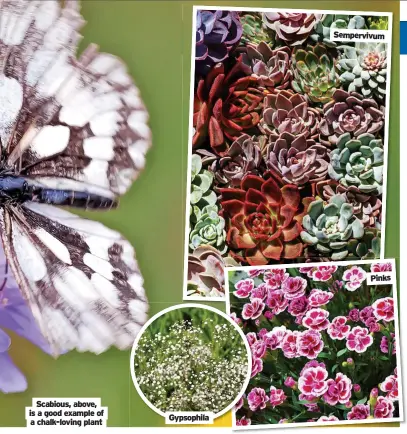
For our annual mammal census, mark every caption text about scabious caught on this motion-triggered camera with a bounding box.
[25,398,108,428]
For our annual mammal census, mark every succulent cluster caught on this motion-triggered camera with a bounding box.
[189,9,388,297]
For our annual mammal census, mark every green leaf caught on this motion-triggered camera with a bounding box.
[331,364,338,373]
[318,352,332,359]
[357,397,368,405]
[337,348,348,357]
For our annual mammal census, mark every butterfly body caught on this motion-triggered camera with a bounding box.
[0,0,151,356]
[0,175,117,209]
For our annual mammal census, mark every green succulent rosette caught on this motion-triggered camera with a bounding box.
[292,43,340,104]
[190,154,217,224]
[310,14,366,48]
[301,194,380,260]
[328,132,384,194]
[240,12,275,46]
[337,42,387,101]
[367,16,389,30]
[189,205,227,253]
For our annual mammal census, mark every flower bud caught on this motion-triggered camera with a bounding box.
[353,384,362,398]
[342,361,348,368]
[348,302,355,309]
[284,376,296,389]
[345,401,353,408]
[369,388,379,407]
[264,311,274,320]
[346,358,354,365]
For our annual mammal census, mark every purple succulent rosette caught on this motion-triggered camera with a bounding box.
[228,261,400,426]
[195,10,243,76]
[0,249,51,393]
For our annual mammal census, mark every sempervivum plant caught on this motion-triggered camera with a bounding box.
[193,59,263,155]
[310,14,366,47]
[187,245,226,297]
[337,43,387,102]
[210,133,267,186]
[266,132,329,188]
[291,44,340,104]
[319,89,384,147]
[367,16,389,30]
[259,90,321,140]
[190,154,217,225]
[189,205,227,254]
[328,132,384,194]
[316,180,382,228]
[262,12,322,46]
[219,174,313,265]
[195,10,243,76]
[243,43,292,90]
[300,194,380,260]
[240,13,275,46]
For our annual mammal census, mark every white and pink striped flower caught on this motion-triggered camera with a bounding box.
[343,266,367,291]
[327,316,350,340]
[302,308,330,331]
[298,366,329,397]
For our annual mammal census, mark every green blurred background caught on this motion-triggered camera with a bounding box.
[0,0,399,427]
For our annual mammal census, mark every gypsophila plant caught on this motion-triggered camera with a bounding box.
[134,308,249,413]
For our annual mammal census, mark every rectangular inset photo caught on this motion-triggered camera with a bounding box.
[184,7,393,300]
[225,259,403,428]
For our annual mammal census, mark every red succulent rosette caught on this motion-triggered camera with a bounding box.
[219,173,313,265]
[193,58,264,154]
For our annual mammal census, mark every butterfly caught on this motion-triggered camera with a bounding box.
[0,0,150,355]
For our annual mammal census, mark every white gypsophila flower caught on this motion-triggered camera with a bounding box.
[134,316,248,413]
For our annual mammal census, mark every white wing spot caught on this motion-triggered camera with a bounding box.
[34,228,72,265]
[82,160,110,189]
[119,240,136,269]
[84,235,113,260]
[42,307,77,351]
[12,225,47,282]
[90,111,122,136]
[83,136,115,161]
[0,76,23,146]
[53,267,99,310]
[83,253,114,280]
[128,111,150,138]
[30,125,70,158]
[128,273,145,299]
[91,273,121,308]
[128,299,148,324]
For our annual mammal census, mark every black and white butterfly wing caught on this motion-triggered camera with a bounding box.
[0,1,151,354]
[0,203,148,355]
[2,0,150,198]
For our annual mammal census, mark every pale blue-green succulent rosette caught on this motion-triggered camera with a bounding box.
[337,42,387,102]
[328,132,384,195]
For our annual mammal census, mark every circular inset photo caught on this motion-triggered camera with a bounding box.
[130,303,251,418]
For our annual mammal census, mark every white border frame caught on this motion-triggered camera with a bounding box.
[224,258,403,430]
[130,303,252,421]
[183,6,394,302]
